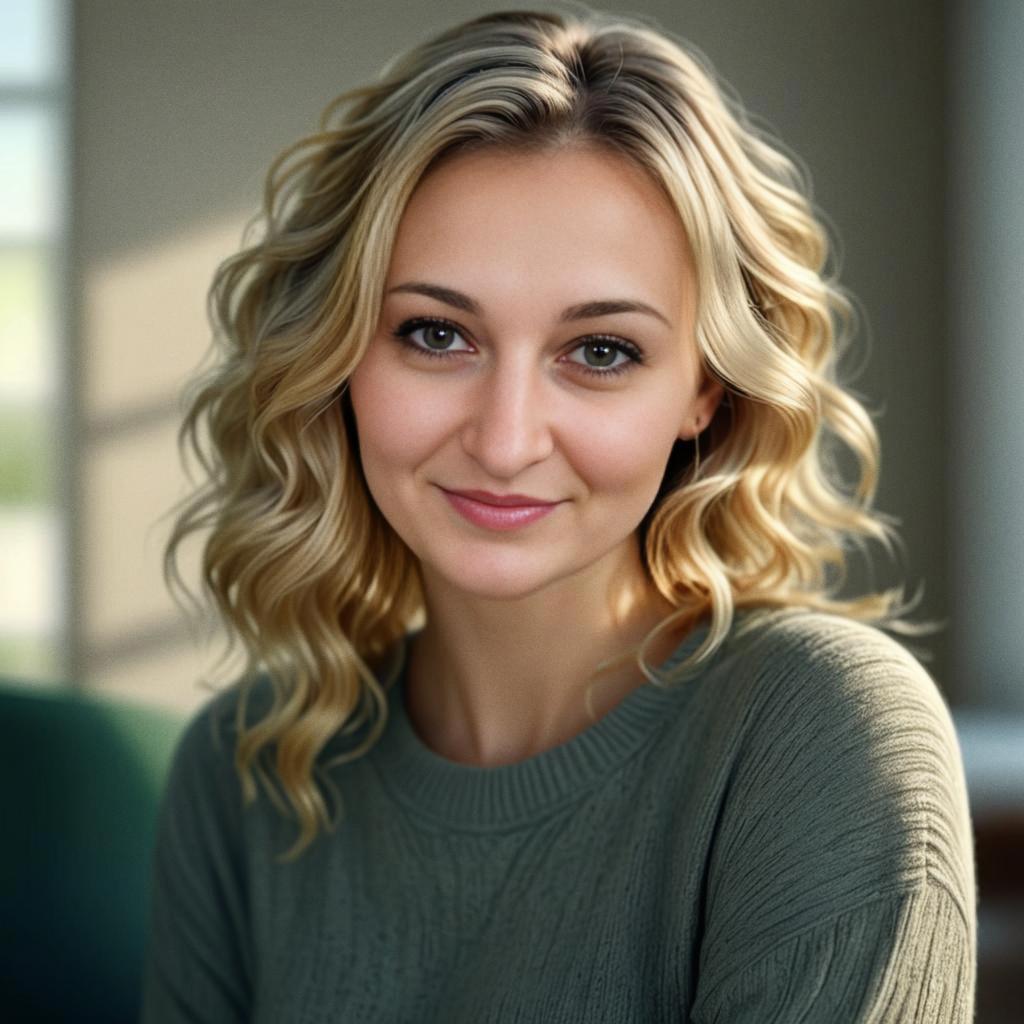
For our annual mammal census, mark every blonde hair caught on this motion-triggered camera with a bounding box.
[164,4,932,860]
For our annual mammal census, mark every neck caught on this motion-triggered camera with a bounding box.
[403,538,699,766]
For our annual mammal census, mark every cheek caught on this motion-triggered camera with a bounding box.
[567,399,681,501]
[347,355,453,470]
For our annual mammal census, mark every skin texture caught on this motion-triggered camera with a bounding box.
[347,143,723,766]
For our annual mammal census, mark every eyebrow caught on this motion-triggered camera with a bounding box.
[386,281,672,328]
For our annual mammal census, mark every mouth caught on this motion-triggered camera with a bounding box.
[438,487,562,531]
[443,488,560,508]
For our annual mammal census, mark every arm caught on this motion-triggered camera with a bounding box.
[690,617,977,1022]
[691,882,973,1022]
[140,695,253,1023]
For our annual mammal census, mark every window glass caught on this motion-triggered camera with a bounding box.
[0,108,59,238]
[0,245,55,403]
[0,0,59,87]
[0,400,55,505]
[0,0,65,685]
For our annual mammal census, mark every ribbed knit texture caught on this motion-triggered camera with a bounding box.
[140,608,977,1022]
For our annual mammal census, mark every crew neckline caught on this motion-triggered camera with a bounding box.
[367,612,740,831]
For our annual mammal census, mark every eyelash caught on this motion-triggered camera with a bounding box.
[391,316,645,378]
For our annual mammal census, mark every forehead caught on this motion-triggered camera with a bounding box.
[386,145,695,319]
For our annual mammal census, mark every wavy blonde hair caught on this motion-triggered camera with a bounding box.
[164,3,933,860]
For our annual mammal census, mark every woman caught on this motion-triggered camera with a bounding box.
[143,6,976,1022]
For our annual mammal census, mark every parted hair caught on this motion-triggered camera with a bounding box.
[164,4,930,860]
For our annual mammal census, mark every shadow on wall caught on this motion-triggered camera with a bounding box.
[0,681,185,1023]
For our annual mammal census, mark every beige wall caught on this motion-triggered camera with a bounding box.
[72,0,951,713]
[77,218,243,712]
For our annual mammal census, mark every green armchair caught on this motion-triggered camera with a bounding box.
[0,679,186,1023]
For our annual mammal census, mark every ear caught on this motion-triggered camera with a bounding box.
[679,374,726,441]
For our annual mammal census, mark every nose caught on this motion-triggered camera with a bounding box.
[459,353,555,480]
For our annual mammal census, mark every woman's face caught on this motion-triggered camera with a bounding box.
[347,143,723,601]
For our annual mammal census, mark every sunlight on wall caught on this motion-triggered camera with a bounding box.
[84,219,242,421]
[81,215,250,714]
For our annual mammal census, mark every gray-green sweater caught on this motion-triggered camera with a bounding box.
[140,607,977,1022]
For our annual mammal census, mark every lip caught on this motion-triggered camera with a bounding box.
[439,487,562,532]
[446,489,559,508]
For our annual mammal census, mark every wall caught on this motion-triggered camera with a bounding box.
[948,0,1024,713]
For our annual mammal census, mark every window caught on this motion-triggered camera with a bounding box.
[0,0,69,684]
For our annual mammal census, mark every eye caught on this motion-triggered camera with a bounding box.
[391,316,645,378]
[392,317,472,358]
[564,338,644,378]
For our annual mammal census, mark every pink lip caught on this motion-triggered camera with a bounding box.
[440,488,561,531]
[449,489,558,507]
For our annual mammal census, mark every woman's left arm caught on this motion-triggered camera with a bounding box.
[690,880,973,1022]
[689,618,978,1023]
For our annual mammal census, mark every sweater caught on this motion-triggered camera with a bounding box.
[140,607,977,1022]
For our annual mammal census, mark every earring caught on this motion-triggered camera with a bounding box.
[693,416,702,476]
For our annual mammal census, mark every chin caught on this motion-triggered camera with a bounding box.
[421,551,580,603]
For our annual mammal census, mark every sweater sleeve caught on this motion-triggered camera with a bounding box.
[689,615,978,1023]
[690,880,974,1022]
[139,693,253,1024]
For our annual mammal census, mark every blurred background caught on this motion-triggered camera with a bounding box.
[0,0,1021,1020]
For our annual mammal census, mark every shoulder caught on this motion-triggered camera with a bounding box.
[164,650,393,796]
[711,606,974,901]
[159,673,277,821]
[693,609,977,993]
[728,605,933,679]
[723,607,955,741]
[172,673,273,764]
[721,607,963,792]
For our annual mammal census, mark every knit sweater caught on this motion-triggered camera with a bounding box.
[140,607,977,1022]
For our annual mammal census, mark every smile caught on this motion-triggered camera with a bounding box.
[438,487,561,532]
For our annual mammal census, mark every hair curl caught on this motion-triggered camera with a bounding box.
[164,3,933,860]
